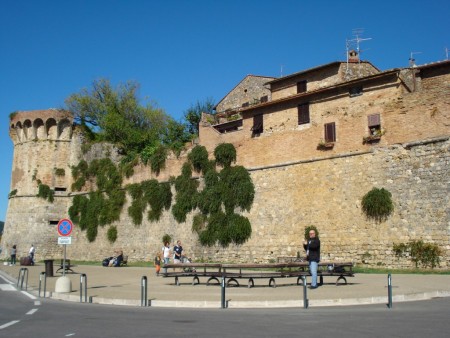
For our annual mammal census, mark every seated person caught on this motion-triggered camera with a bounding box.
[108,249,124,267]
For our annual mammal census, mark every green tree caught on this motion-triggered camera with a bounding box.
[183,97,215,135]
[65,78,171,154]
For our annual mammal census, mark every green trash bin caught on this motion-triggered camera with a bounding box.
[44,259,54,277]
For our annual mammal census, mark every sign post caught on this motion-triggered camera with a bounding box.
[57,219,73,277]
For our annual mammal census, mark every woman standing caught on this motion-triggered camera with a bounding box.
[10,244,17,266]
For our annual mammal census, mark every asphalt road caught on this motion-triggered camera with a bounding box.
[1,284,450,337]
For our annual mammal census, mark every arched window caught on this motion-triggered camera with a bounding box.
[58,118,72,140]
[33,119,45,139]
[23,119,32,140]
[46,118,57,139]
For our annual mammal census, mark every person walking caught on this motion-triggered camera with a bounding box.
[162,242,171,274]
[10,244,17,266]
[29,244,35,265]
[303,228,321,289]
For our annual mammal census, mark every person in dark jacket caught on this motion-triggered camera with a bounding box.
[303,229,321,289]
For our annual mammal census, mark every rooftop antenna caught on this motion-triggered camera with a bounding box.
[345,28,372,79]
[445,47,449,60]
[280,64,284,77]
[409,51,422,67]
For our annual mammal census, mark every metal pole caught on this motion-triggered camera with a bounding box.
[141,276,148,307]
[387,273,392,309]
[39,272,46,298]
[17,268,28,290]
[80,274,87,302]
[221,276,226,309]
[63,244,67,277]
[302,276,309,309]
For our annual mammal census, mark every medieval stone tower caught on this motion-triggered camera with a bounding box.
[2,109,79,260]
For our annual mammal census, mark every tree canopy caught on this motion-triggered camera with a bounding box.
[183,97,215,135]
[65,79,191,155]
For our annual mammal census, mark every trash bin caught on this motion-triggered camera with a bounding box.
[44,259,54,277]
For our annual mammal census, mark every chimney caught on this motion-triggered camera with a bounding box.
[348,50,359,63]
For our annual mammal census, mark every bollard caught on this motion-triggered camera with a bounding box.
[17,268,29,290]
[221,276,226,309]
[302,276,309,309]
[39,272,47,298]
[80,274,87,303]
[141,276,148,307]
[387,273,392,309]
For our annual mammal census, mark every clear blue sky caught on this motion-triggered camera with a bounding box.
[0,0,448,222]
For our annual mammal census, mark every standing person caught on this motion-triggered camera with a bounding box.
[162,242,171,274]
[154,252,162,276]
[303,228,321,289]
[10,245,17,266]
[29,244,35,265]
[173,240,183,271]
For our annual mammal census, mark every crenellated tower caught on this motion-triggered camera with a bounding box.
[2,109,80,260]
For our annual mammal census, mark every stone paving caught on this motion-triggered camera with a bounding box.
[1,263,449,308]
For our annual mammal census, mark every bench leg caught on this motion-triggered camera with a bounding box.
[247,278,254,288]
[269,278,276,288]
[319,275,324,286]
[192,276,200,286]
[206,276,220,286]
[296,276,303,285]
[336,276,347,286]
[175,276,180,286]
[227,278,239,287]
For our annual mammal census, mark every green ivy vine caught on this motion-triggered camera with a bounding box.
[361,187,394,222]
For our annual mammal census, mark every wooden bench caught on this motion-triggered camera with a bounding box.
[56,259,75,273]
[163,262,354,288]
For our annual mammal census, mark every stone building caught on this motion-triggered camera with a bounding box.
[1,55,449,269]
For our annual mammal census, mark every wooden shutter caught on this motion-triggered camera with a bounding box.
[324,122,336,142]
[251,114,263,134]
[368,114,380,127]
[297,80,307,93]
[298,103,310,124]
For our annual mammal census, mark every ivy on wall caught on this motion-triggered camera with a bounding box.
[68,143,255,247]
[37,184,54,203]
[180,144,255,247]
[361,187,394,222]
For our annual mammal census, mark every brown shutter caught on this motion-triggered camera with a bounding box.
[251,114,263,134]
[298,103,310,124]
[368,114,380,127]
[297,80,307,93]
[324,122,336,142]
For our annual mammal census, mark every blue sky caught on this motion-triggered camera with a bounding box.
[0,0,448,222]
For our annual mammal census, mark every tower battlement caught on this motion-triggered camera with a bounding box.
[9,109,74,144]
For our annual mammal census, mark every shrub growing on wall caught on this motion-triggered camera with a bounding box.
[361,187,394,222]
[37,184,54,203]
[214,143,236,168]
[107,226,118,243]
[393,240,442,268]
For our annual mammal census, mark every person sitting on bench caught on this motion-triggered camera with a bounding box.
[108,250,123,267]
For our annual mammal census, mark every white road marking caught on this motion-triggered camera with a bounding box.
[26,308,38,315]
[21,291,37,300]
[0,284,16,291]
[35,300,41,306]
[0,275,14,284]
[0,320,20,330]
[65,334,76,337]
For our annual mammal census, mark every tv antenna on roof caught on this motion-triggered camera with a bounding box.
[445,47,449,60]
[409,51,422,67]
[345,29,372,79]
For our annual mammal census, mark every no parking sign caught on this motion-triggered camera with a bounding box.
[57,219,73,244]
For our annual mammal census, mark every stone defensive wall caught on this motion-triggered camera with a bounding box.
[1,67,449,269]
[2,136,448,269]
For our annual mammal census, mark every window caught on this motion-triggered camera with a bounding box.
[297,80,307,93]
[54,187,67,192]
[349,86,363,97]
[251,114,263,136]
[298,103,310,125]
[242,102,249,108]
[367,114,381,135]
[260,95,268,103]
[49,220,59,225]
[324,122,336,142]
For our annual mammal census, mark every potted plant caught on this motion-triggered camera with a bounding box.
[363,128,385,144]
[317,139,334,150]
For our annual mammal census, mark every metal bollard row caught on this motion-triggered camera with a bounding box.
[17,268,28,290]
[80,273,87,302]
[141,276,148,306]
[39,271,47,297]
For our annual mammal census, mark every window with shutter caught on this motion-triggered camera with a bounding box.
[349,86,363,97]
[298,103,310,125]
[324,122,336,143]
[368,114,380,127]
[297,80,307,94]
[251,114,263,136]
